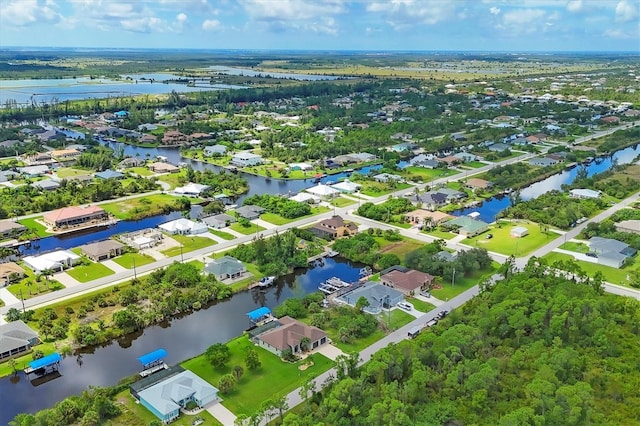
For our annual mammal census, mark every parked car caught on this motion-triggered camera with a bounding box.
[486,233,493,239]
[425,319,438,327]
[397,301,413,311]
[586,252,598,258]
[436,310,449,319]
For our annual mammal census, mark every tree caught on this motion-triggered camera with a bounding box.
[300,337,311,352]
[232,365,244,381]
[206,343,231,369]
[273,395,290,423]
[245,348,261,370]
[6,307,21,322]
[355,296,370,312]
[218,373,237,393]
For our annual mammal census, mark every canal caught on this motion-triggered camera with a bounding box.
[0,257,364,424]
[454,143,640,222]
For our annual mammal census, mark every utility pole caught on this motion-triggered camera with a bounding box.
[452,267,456,287]
[19,289,25,313]
[132,257,137,280]
[180,244,184,263]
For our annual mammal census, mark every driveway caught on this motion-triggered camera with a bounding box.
[206,401,236,426]
[314,342,344,361]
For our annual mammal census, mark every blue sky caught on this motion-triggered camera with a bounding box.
[0,0,638,51]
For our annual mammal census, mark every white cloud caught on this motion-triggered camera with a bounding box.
[367,0,456,29]
[0,0,63,27]
[490,7,501,15]
[177,13,187,23]
[502,8,546,25]
[615,0,638,22]
[604,28,638,39]
[202,19,221,31]
[566,0,583,13]
[239,0,345,35]
[120,17,164,33]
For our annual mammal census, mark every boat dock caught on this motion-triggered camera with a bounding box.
[307,249,340,264]
[137,348,168,377]
[24,352,61,376]
[318,276,351,294]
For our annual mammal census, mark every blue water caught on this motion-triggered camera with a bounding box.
[453,143,640,222]
[209,66,344,81]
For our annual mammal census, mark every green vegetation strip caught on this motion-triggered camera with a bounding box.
[229,222,266,235]
[17,217,54,237]
[66,262,115,283]
[161,235,217,257]
[543,251,638,287]
[209,229,236,240]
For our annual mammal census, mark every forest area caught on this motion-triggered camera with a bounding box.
[284,262,640,425]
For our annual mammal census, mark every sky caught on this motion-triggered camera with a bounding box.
[0,0,639,52]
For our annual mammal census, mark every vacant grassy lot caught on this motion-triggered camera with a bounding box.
[18,217,53,237]
[330,196,356,207]
[182,335,333,417]
[403,166,457,181]
[407,298,437,313]
[101,193,187,220]
[229,222,266,235]
[112,252,155,269]
[379,308,416,330]
[55,167,92,178]
[430,263,498,301]
[209,229,236,240]
[542,252,639,287]
[559,241,590,253]
[260,206,329,226]
[162,234,217,257]
[464,221,558,256]
[66,262,115,283]
[126,166,154,177]
[360,181,412,197]
[156,169,187,189]
[376,237,424,262]
[7,269,64,299]
[423,228,457,240]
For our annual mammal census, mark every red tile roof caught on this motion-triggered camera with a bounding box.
[43,205,105,223]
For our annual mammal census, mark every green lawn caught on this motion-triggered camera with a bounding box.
[54,167,92,178]
[330,197,356,207]
[0,342,57,379]
[375,237,424,262]
[18,217,53,237]
[114,389,222,426]
[100,193,188,220]
[559,241,590,253]
[404,166,457,181]
[112,252,155,269]
[407,297,436,313]
[542,252,638,287]
[360,182,413,197]
[161,235,217,257]
[423,228,456,240]
[66,262,115,283]
[229,222,266,235]
[126,166,154,177]
[464,221,559,256]
[156,169,187,189]
[7,269,64,300]
[209,229,236,240]
[379,309,415,330]
[182,335,334,417]
[260,207,329,226]
[431,265,498,301]
[462,161,487,169]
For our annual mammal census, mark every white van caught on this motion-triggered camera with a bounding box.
[397,301,413,311]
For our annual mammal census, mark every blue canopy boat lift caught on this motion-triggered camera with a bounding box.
[137,348,168,377]
[24,352,61,376]
[247,306,275,328]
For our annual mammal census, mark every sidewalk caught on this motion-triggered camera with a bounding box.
[52,271,82,288]
[0,287,20,309]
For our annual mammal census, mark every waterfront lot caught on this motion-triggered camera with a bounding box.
[101,193,189,220]
[66,262,115,283]
[542,251,639,287]
[182,335,333,417]
[403,166,457,181]
[464,221,558,256]
[229,222,266,235]
[260,206,329,226]
[359,181,412,197]
[376,236,424,262]
[18,216,54,237]
[161,234,217,257]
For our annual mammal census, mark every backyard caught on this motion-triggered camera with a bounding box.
[17,217,53,237]
[182,335,334,417]
[100,193,190,220]
[464,221,559,256]
[542,251,639,287]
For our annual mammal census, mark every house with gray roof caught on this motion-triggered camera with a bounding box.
[32,179,60,191]
[201,213,236,229]
[529,157,558,167]
[204,256,247,282]
[235,205,265,220]
[443,216,489,236]
[589,237,637,268]
[0,220,26,238]
[405,192,448,211]
[336,282,404,314]
[488,143,510,152]
[0,170,18,182]
[373,173,404,183]
[203,144,227,156]
[95,169,124,180]
[79,240,126,261]
[0,320,40,361]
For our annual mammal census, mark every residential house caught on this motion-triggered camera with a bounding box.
[0,220,27,239]
[309,215,357,240]
[331,180,361,194]
[381,267,435,295]
[589,237,637,267]
[201,213,236,229]
[466,178,493,192]
[289,193,320,204]
[569,188,601,199]
[614,220,640,235]
[120,229,164,250]
[406,191,448,211]
[437,188,467,203]
[234,205,265,220]
[133,368,219,424]
[529,157,558,167]
[43,205,109,230]
[203,256,247,281]
[148,162,179,173]
[336,282,404,314]
[162,130,191,145]
[438,156,461,166]
[117,157,145,169]
[348,153,377,162]
[436,251,458,262]
[510,226,529,238]
[18,165,49,177]
[0,170,18,182]
[305,183,340,200]
[373,173,404,183]
[32,179,60,191]
[453,152,477,163]
[288,162,314,171]
[253,316,328,357]
[203,145,228,156]
[50,148,81,161]
[0,320,40,361]
[0,262,26,286]
[488,143,510,152]
[159,218,208,235]
[443,216,489,237]
[230,152,262,167]
[23,250,80,273]
[174,182,210,197]
[138,134,158,144]
[95,169,124,180]
[79,240,126,262]
[404,209,452,226]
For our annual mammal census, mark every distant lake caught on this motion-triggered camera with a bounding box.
[209,66,344,81]
[0,74,245,106]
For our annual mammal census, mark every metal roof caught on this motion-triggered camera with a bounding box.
[247,306,271,321]
[138,348,167,366]
[28,352,61,370]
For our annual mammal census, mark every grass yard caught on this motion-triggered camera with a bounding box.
[559,241,590,253]
[404,166,457,181]
[54,167,92,178]
[330,196,356,207]
[376,237,424,262]
[100,193,187,220]
[182,335,334,417]
[431,265,498,301]
[66,262,115,283]
[162,234,217,257]
[114,389,222,426]
[112,252,155,269]
[209,229,236,240]
[462,161,487,169]
[18,217,54,237]
[260,206,329,226]
[542,252,638,287]
[229,222,266,235]
[126,166,154,177]
[379,308,415,330]
[423,228,457,240]
[464,221,559,256]
[407,297,437,313]
[360,181,413,197]
[0,342,57,379]
[156,169,187,189]
[7,270,64,300]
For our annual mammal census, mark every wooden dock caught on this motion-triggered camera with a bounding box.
[307,249,339,264]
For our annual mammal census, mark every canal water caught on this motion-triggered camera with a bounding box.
[454,143,640,222]
[0,257,364,424]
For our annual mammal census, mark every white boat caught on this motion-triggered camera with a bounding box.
[258,276,276,288]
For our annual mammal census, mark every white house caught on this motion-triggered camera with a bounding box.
[289,192,320,204]
[510,226,529,238]
[203,144,227,156]
[231,152,262,167]
[159,218,208,235]
[288,162,314,171]
[569,189,601,199]
[174,182,210,196]
[331,180,361,194]
[23,250,80,274]
[305,183,340,199]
